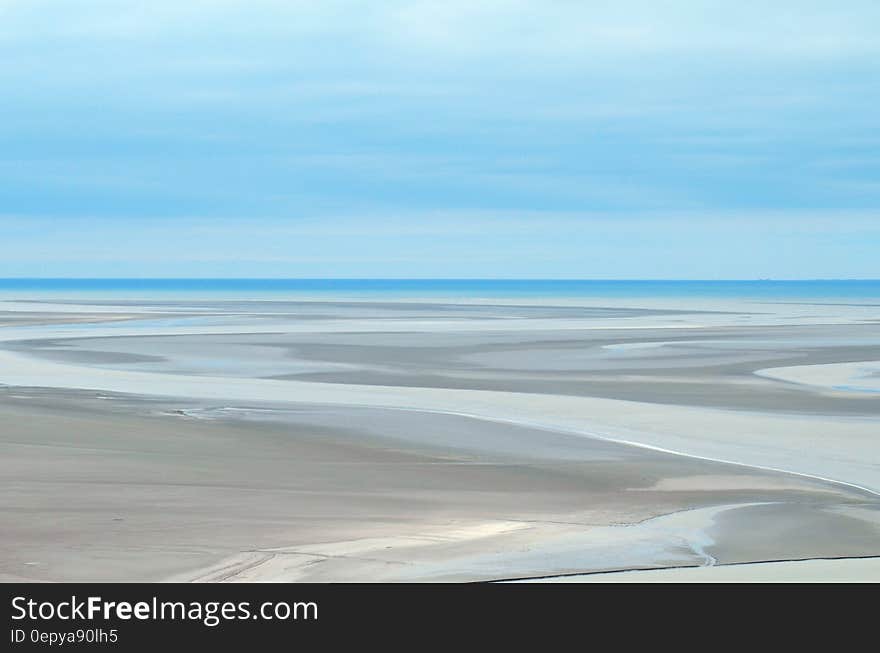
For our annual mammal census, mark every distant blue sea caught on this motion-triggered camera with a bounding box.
[1,278,880,300]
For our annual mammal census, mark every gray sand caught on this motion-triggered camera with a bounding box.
[0,388,876,582]
[1,298,878,581]
[15,323,880,414]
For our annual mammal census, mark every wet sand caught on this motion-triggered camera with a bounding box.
[514,558,880,582]
[0,296,878,581]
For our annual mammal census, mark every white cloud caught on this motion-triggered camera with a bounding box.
[3,1,879,60]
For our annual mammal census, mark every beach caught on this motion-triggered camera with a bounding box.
[1,288,878,581]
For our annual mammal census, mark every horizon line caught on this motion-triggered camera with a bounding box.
[1,278,879,283]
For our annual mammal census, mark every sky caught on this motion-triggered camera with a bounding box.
[1,0,878,278]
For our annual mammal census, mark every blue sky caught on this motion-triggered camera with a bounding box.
[1,1,878,278]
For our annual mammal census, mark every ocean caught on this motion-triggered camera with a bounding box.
[0,278,879,300]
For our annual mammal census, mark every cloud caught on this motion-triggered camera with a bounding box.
[2,210,878,278]
[386,1,880,61]
[0,1,878,276]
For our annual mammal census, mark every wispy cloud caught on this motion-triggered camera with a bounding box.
[0,1,878,276]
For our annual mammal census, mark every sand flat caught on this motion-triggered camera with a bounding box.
[1,296,878,581]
